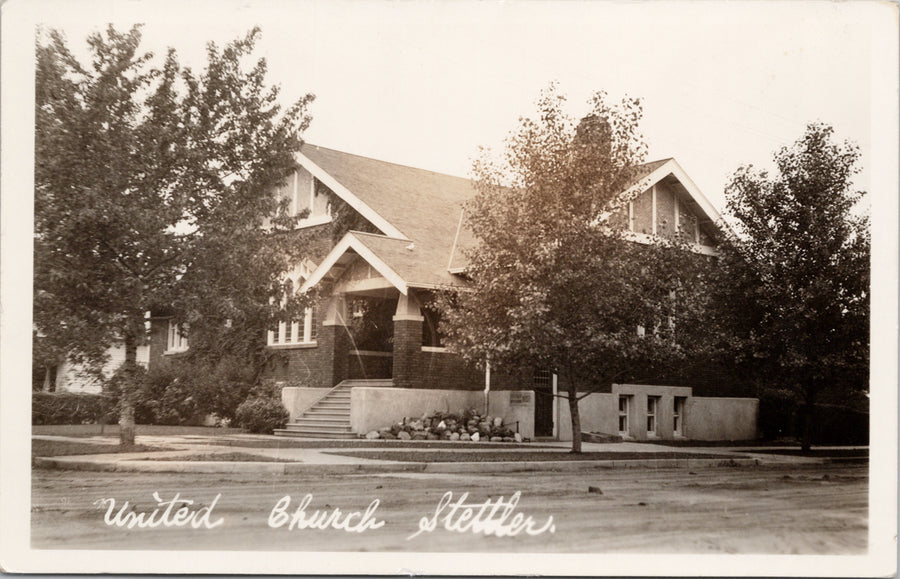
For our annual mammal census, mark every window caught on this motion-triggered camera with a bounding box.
[267,264,318,346]
[422,305,444,348]
[167,320,188,352]
[674,396,686,436]
[647,396,660,436]
[618,395,631,435]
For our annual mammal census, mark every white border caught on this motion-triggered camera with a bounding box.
[2,0,896,576]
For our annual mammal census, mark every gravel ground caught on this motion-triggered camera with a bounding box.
[31,463,868,555]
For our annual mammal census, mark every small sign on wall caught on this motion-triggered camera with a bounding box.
[510,391,530,405]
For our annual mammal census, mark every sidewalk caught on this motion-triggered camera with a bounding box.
[33,433,848,474]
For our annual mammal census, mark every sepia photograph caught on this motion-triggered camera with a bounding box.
[1,0,896,575]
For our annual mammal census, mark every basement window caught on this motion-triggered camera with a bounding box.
[647,396,660,436]
[674,396,686,436]
[618,395,631,436]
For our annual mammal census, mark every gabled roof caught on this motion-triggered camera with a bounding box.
[296,144,475,289]
[624,157,724,226]
[296,145,724,292]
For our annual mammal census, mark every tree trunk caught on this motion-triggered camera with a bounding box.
[567,377,582,454]
[799,388,817,452]
[118,320,140,448]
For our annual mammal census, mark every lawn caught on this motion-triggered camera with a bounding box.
[135,452,300,462]
[323,450,736,463]
[32,424,245,437]
[31,439,163,462]
[212,438,559,450]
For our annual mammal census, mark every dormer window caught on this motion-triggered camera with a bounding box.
[287,168,333,228]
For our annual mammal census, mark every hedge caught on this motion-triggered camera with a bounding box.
[32,392,116,425]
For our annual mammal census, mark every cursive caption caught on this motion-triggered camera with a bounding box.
[94,491,555,539]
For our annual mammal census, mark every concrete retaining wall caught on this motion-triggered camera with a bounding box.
[556,394,617,441]
[685,397,758,440]
[554,385,757,442]
[281,387,332,420]
[350,387,535,439]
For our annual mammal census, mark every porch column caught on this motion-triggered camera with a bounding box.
[392,290,424,389]
[319,294,351,387]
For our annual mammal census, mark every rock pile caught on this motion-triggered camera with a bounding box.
[364,409,524,443]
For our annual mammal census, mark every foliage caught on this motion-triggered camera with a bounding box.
[716,123,869,450]
[438,84,714,452]
[34,25,315,445]
[234,396,290,434]
[32,392,116,425]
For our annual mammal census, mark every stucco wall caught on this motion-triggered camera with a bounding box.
[349,386,535,439]
[281,386,333,420]
[553,384,756,442]
[684,397,758,441]
[555,393,617,442]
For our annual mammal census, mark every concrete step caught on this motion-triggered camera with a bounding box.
[292,416,350,426]
[284,421,352,432]
[313,402,350,409]
[274,428,358,439]
[304,408,350,416]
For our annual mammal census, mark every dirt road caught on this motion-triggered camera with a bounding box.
[31,463,867,554]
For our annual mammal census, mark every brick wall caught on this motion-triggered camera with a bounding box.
[392,318,423,388]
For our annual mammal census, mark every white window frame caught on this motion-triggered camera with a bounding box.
[267,263,318,347]
[295,175,334,229]
[166,320,188,353]
[674,396,686,437]
[647,395,660,436]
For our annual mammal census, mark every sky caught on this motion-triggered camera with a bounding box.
[20,0,881,213]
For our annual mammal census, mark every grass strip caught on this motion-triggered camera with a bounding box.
[322,450,735,463]
[135,452,300,463]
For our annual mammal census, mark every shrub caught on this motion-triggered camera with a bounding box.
[32,392,116,425]
[234,396,289,434]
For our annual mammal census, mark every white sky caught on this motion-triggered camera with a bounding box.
[25,0,877,212]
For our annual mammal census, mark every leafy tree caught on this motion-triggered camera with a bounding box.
[34,25,314,446]
[438,86,714,452]
[716,123,869,450]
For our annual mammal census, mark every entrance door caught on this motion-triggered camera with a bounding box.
[533,369,554,437]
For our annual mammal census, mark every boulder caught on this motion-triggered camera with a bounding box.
[449,432,460,441]
[397,431,411,440]
[471,432,480,442]
[502,436,514,443]
[381,432,397,440]
[365,430,380,440]
[411,432,427,440]
[459,432,471,441]
[426,433,440,440]
[514,433,523,443]
[490,436,503,442]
